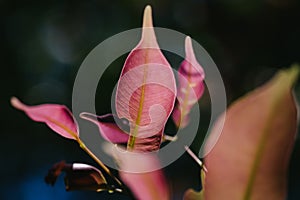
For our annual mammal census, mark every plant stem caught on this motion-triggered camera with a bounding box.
[44,117,123,188]
[185,146,208,172]
[76,137,123,187]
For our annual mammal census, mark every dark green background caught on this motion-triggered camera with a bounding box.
[1,0,300,199]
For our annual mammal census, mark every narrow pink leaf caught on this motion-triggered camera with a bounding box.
[172,36,205,128]
[80,112,129,143]
[11,97,79,140]
[115,5,176,151]
[203,66,299,199]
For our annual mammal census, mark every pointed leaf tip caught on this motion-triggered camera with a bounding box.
[185,36,196,62]
[11,97,79,140]
[184,36,203,73]
[143,5,153,28]
[140,5,157,48]
[11,97,25,110]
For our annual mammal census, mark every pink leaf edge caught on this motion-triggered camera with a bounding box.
[79,112,129,144]
[11,97,79,140]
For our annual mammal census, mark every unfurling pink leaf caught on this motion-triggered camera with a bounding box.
[203,66,299,200]
[115,5,176,151]
[11,97,79,140]
[80,112,129,143]
[172,36,205,128]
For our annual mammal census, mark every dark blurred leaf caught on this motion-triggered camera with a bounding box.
[45,161,122,193]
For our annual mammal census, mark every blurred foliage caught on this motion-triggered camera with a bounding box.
[1,0,300,199]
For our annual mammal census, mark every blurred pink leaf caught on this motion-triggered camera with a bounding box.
[115,6,176,151]
[80,112,129,143]
[11,97,79,140]
[172,36,205,128]
[111,149,170,200]
[202,66,299,200]
[120,162,170,200]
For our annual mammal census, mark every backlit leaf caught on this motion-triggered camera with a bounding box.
[115,5,176,151]
[11,97,79,140]
[203,65,299,200]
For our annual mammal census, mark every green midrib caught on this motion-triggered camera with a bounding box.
[127,53,149,150]
[243,66,299,200]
